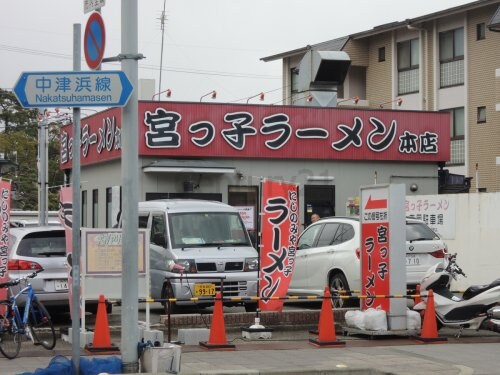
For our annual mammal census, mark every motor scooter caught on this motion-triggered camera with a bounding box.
[414,253,500,337]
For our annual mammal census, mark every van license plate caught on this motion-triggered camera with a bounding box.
[54,279,69,291]
[406,254,421,266]
[194,283,216,296]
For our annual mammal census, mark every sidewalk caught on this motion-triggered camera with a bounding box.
[2,329,499,374]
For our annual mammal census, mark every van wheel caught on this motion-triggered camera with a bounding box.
[87,301,112,315]
[329,273,355,309]
[161,283,178,315]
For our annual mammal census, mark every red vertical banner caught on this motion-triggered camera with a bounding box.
[361,194,390,311]
[0,181,11,314]
[259,179,299,312]
[58,187,73,311]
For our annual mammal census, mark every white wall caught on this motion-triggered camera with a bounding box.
[417,192,500,289]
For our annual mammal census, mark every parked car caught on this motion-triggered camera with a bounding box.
[8,226,68,307]
[7,225,110,314]
[289,216,448,307]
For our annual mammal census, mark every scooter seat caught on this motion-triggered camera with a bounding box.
[462,278,500,300]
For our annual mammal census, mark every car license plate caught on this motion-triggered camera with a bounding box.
[194,283,216,296]
[406,254,421,266]
[54,279,69,291]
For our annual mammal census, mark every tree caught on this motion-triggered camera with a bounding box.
[0,89,65,210]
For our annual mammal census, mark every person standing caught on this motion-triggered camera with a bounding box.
[310,213,320,224]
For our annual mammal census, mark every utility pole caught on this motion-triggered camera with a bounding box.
[121,0,140,372]
[37,111,48,226]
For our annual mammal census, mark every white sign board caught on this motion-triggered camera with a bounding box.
[405,195,456,239]
[236,206,255,231]
[84,0,106,13]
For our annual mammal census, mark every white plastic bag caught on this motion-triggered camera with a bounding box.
[364,307,388,331]
[407,308,422,331]
[345,310,365,330]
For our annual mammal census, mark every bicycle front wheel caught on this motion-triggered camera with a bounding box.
[28,300,56,350]
[0,304,21,359]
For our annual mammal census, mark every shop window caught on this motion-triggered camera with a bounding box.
[397,39,419,95]
[476,23,485,40]
[106,187,112,228]
[477,106,486,123]
[378,47,385,62]
[92,189,98,228]
[439,28,464,88]
[228,185,258,244]
[82,190,87,227]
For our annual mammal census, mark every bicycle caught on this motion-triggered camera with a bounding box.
[0,269,56,359]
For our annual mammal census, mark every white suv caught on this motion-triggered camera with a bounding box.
[289,216,448,307]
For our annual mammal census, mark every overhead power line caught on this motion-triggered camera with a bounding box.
[0,44,280,80]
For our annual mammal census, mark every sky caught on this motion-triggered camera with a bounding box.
[1,0,475,107]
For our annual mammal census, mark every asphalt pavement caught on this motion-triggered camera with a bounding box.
[2,321,500,375]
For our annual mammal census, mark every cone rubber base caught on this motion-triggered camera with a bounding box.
[199,341,236,350]
[84,343,120,354]
[309,338,346,348]
[413,336,448,344]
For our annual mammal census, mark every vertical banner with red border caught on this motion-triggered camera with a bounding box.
[0,181,11,314]
[360,184,406,331]
[259,179,299,312]
[360,191,390,311]
[59,187,73,311]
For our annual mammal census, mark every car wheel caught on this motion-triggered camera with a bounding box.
[161,283,178,315]
[329,272,354,309]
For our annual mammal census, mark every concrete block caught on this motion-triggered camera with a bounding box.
[141,329,164,346]
[62,328,94,348]
[177,328,209,345]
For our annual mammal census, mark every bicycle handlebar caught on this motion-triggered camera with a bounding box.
[0,268,44,289]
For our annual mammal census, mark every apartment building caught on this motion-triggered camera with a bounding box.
[262,0,500,193]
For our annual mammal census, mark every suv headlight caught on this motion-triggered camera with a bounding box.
[167,259,197,273]
[244,257,258,272]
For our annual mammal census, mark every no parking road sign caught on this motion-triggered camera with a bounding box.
[85,12,106,70]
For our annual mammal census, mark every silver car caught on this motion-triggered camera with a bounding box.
[8,226,68,307]
[290,217,448,307]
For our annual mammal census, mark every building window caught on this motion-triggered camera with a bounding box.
[291,67,299,93]
[443,107,465,166]
[82,190,87,227]
[476,23,485,40]
[477,106,486,123]
[378,47,385,62]
[439,28,464,88]
[92,189,98,228]
[397,39,419,95]
[228,185,258,243]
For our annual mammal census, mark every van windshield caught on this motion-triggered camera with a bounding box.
[169,212,250,248]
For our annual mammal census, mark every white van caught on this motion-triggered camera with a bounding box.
[138,199,258,313]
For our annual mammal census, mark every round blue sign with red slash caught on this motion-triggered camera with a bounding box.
[84,12,106,70]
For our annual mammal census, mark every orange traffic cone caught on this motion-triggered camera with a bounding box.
[309,287,345,348]
[85,295,120,353]
[199,292,235,350]
[414,284,423,306]
[414,289,447,343]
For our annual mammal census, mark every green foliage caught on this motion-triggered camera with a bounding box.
[0,89,65,210]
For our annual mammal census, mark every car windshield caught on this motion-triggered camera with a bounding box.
[406,222,440,241]
[169,212,250,248]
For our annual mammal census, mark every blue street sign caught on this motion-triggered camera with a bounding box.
[13,70,133,108]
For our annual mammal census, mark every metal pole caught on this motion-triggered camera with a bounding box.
[158,0,167,98]
[121,0,140,372]
[72,23,82,375]
[38,114,48,226]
